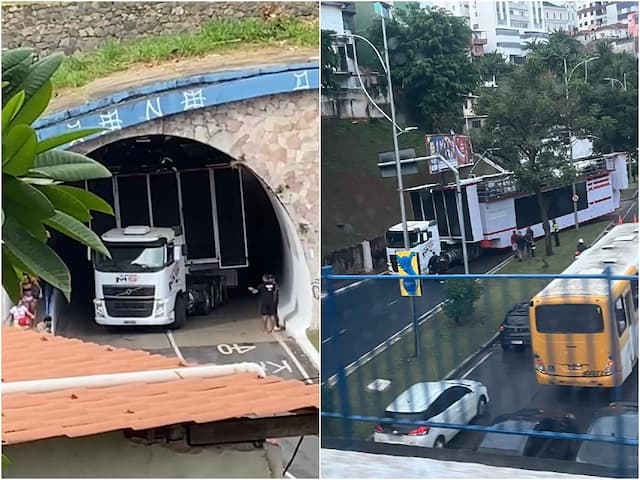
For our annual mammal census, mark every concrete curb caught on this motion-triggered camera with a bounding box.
[288,325,320,372]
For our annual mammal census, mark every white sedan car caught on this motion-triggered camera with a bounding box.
[373,380,489,448]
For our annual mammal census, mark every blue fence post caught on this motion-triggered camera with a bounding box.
[322,265,352,440]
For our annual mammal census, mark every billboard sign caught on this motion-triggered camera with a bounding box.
[425,134,473,174]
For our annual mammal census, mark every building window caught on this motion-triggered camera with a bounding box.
[471,119,483,129]
[337,45,348,72]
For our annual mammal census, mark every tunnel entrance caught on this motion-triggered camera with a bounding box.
[51,134,296,335]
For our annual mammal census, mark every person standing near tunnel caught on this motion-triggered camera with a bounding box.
[248,274,280,334]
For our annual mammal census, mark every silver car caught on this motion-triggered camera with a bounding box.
[373,380,489,448]
[576,402,638,473]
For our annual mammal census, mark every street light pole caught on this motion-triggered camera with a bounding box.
[379,9,419,358]
[381,14,409,250]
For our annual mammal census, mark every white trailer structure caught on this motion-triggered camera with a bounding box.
[386,152,630,273]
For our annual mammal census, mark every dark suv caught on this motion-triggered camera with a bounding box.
[476,408,579,460]
[499,302,530,350]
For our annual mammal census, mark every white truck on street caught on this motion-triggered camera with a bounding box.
[91,165,248,329]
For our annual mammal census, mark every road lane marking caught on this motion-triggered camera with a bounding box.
[321,271,390,299]
[321,336,334,344]
[166,330,186,363]
[387,299,400,307]
[460,350,494,379]
[273,331,313,384]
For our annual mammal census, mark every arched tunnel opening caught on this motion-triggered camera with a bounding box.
[51,134,303,336]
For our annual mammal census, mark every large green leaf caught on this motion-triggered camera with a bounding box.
[35,149,103,168]
[30,163,111,182]
[36,127,103,154]
[37,184,91,222]
[44,210,110,257]
[3,217,71,301]
[2,248,23,303]
[1,48,33,73]
[3,125,37,175]
[9,80,52,128]
[2,91,25,131]
[22,53,64,100]
[57,185,114,215]
[2,57,33,107]
[2,174,55,220]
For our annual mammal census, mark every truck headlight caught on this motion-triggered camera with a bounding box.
[154,300,165,317]
[94,299,105,317]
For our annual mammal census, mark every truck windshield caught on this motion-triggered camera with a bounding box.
[95,244,166,272]
[386,231,419,248]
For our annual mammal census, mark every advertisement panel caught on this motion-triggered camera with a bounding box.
[425,134,473,174]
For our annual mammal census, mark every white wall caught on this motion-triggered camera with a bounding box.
[321,4,345,33]
[4,432,283,478]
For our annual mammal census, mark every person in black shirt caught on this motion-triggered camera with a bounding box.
[248,274,280,333]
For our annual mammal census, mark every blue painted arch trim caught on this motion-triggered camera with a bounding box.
[35,61,319,149]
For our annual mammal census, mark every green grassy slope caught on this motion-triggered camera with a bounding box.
[321,119,434,256]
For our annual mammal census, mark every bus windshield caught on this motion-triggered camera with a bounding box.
[535,304,604,334]
[386,231,420,248]
[95,243,166,273]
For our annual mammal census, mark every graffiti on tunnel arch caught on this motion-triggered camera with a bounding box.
[34,62,319,148]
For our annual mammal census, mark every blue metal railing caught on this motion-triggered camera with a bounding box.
[321,265,639,474]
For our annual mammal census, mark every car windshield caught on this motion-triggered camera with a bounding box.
[95,243,166,272]
[577,414,638,469]
[535,304,604,334]
[477,420,537,455]
[386,231,419,248]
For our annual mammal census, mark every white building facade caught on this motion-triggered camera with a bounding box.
[437,1,573,62]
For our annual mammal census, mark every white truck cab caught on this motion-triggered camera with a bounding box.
[385,221,441,274]
[93,226,187,328]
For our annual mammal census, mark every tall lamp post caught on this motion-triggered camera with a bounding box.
[333,2,421,357]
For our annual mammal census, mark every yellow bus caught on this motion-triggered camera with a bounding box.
[530,223,639,388]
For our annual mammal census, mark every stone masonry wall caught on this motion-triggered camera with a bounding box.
[72,91,320,281]
[1,2,318,56]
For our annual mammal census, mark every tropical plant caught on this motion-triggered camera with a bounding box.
[365,5,478,132]
[2,48,113,302]
[443,279,481,325]
[321,29,341,91]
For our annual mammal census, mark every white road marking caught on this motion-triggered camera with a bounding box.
[338,328,347,335]
[284,472,296,478]
[460,350,495,379]
[166,330,186,363]
[321,336,334,344]
[321,271,390,299]
[273,331,313,384]
[387,298,400,307]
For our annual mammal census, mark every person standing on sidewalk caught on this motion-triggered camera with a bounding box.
[525,226,534,258]
[248,274,280,334]
[510,230,518,258]
[516,230,527,261]
[551,219,560,247]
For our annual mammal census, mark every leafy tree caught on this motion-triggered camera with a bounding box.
[2,48,114,302]
[366,5,478,131]
[476,66,568,256]
[321,29,341,92]
[472,52,515,84]
[443,279,481,325]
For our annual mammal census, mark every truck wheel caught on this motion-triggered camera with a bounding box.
[210,284,217,310]
[169,294,187,330]
[195,290,211,315]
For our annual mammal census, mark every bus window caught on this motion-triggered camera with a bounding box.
[535,305,603,334]
[631,281,638,307]
[615,298,628,336]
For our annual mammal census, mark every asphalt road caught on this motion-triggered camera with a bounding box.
[448,344,639,452]
[321,249,513,381]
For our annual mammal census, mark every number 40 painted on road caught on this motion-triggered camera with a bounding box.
[217,343,257,355]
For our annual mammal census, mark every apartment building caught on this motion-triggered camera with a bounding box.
[576,1,607,30]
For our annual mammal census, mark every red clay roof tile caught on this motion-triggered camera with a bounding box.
[2,327,318,445]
